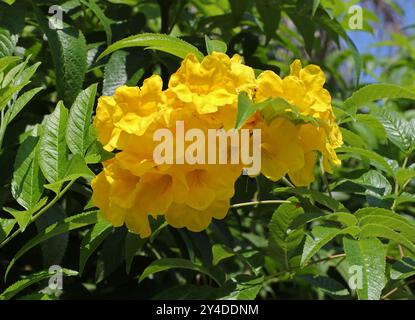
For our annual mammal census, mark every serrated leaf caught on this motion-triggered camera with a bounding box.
[344,84,415,113]
[337,146,393,175]
[375,109,413,153]
[0,268,78,300]
[79,220,112,276]
[0,218,15,243]
[12,134,44,210]
[3,197,47,232]
[5,210,100,280]
[5,87,43,124]
[34,7,87,106]
[66,83,98,156]
[39,102,69,183]
[349,170,392,196]
[359,224,415,252]
[0,27,16,57]
[301,225,360,266]
[343,237,386,300]
[102,50,128,96]
[0,55,19,73]
[97,33,204,61]
[273,187,340,211]
[139,258,223,285]
[268,202,305,270]
[222,274,264,300]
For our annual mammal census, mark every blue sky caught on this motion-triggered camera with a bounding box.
[347,0,415,82]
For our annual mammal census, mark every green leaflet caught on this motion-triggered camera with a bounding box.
[66,83,98,156]
[5,210,100,280]
[337,146,393,176]
[39,102,69,183]
[267,201,305,271]
[139,258,224,286]
[0,268,78,300]
[344,83,415,113]
[375,109,414,154]
[79,219,112,276]
[0,27,16,57]
[343,237,386,300]
[97,33,204,61]
[11,132,44,210]
[34,7,87,106]
[205,35,227,54]
[301,225,360,266]
[102,51,128,96]
[125,232,146,274]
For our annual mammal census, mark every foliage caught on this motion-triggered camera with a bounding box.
[0,0,414,300]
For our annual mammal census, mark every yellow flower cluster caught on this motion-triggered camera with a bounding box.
[91,52,342,237]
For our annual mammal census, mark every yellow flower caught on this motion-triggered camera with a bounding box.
[254,59,343,185]
[168,52,256,119]
[91,53,343,237]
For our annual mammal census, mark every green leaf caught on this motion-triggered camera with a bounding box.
[204,35,227,54]
[66,83,98,156]
[12,133,44,210]
[375,109,413,153]
[273,187,340,211]
[212,244,235,266]
[0,55,19,73]
[337,146,393,175]
[391,257,415,280]
[5,87,43,124]
[301,275,349,297]
[0,27,16,57]
[235,92,255,129]
[79,219,112,276]
[97,33,204,61]
[34,204,68,267]
[344,84,415,113]
[396,168,415,187]
[0,268,78,300]
[34,7,87,106]
[4,197,48,232]
[349,170,392,196]
[80,0,113,44]
[0,218,15,243]
[125,232,146,274]
[268,201,305,270]
[139,258,223,285]
[5,210,100,280]
[301,225,360,265]
[229,0,251,23]
[102,50,128,96]
[359,224,415,252]
[255,0,281,42]
[356,207,415,243]
[343,237,386,300]
[222,274,264,300]
[39,102,69,183]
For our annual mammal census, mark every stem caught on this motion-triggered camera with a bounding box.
[230,199,291,209]
[0,180,76,249]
